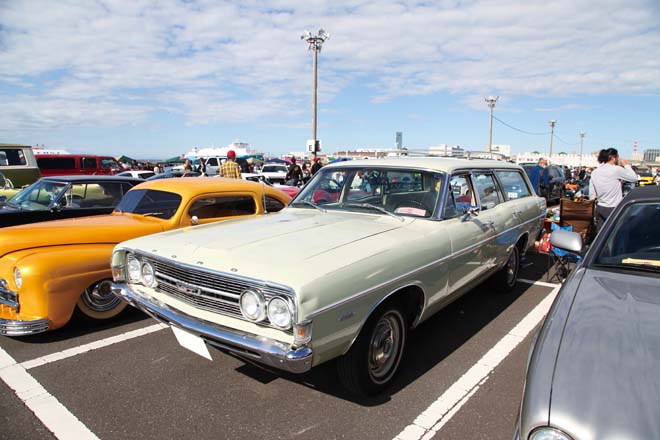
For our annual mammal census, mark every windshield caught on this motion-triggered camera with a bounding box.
[262,165,286,173]
[594,201,660,271]
[8,180,68,210]
[292,167,444,218]
[114,189,182,219]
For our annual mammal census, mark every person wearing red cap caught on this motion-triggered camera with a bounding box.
[311,156,322,175]
[220,150,242,179]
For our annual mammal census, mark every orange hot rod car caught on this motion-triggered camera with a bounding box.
[0,178,291,335]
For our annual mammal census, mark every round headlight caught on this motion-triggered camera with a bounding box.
[529,427,573,440]
[126,254,142,283]
[13,267,22,290]
[239,289,266,322]
[141,262,156,287]
[267,297,292,329]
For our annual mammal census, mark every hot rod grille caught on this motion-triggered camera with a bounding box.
[139,254,294,332]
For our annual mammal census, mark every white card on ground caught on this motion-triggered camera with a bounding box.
[171,326,212,360]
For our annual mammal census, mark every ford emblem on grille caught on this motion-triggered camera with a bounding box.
[175,281,201,296]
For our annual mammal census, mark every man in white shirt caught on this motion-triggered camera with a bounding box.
[589,148,638,231]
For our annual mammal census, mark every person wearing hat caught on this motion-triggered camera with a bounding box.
[311,156,322,175]
[220,150,242,179]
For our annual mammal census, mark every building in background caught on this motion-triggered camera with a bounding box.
[515,152,598,167]
[396,132,403,150]
[644,149,660,162]
[490,144,511,157]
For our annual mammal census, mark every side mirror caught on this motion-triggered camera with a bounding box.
[191,215,199,225]
[461,205,480,221]
[550,229,583,253]
[49,202,62,212]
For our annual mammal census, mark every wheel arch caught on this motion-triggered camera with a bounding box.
[342,283,426,356]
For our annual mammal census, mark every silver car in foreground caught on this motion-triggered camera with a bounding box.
[515,185,660,440]
[111,158,546,395]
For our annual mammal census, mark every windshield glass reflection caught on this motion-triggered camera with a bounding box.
[293,167,444,218]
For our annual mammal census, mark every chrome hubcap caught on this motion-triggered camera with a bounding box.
[81,279,120,312]
[368,312,403,384]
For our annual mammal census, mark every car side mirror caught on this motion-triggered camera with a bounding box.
[49,202,62,212]
[550,229,583,253]
[461,205,480,221]
[191,215,199,225]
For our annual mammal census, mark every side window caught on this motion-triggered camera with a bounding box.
[445,174,473,218]
[0,149,27,166]
[188,195,256,219]
[495,170,531,201]
[206,158,218,167]
[81,157,97,169]
[37,157,76,169]
[265,196,286,213]
[473,173,503,210]
[101,158,120,170]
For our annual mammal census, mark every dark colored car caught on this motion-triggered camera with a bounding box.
[146,171,200,180]
[522,163,566,204]
[0,175,142,227]
[515,185,660,440]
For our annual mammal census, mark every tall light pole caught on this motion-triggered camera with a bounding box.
[301,28,330,159]
[548,120,557,159]
[579,131,586,167]
[485,96,498,152]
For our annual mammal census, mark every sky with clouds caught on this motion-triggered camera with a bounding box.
[1,0,659,158]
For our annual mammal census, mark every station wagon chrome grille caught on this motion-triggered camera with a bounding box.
[138,254,294,333]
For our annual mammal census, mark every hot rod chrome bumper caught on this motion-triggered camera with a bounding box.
[112,283,313,374]
[0,318,49,336]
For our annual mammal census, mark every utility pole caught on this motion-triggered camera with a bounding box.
[301,29,330,159]
[485,96,498,152]
[548,120,557,159]
[579,131,586,167]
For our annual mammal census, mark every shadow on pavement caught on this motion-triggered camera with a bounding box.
[235,252,554,406]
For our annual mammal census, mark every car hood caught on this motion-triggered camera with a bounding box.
[0,213,167,257]
[122,209,412,289]
[550,269,660,439]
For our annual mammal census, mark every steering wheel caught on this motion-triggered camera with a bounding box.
[635,245,660,254]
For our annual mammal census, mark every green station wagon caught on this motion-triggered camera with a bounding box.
[111,157,546,395]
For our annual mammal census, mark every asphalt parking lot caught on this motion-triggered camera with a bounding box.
[1,253,559,440]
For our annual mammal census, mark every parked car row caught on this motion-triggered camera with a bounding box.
[0,178,291,335]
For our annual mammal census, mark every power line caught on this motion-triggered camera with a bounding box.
[554,133,580,146]
[492,116,551,136]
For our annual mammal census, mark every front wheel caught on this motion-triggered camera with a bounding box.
[337,303,407,396]
[76,279,127,320]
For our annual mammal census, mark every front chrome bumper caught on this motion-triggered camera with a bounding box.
[112,283,313,374]
[0,318,49,336]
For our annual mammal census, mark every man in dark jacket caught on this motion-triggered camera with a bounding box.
[286,157,303,185]
[311,157,322,175]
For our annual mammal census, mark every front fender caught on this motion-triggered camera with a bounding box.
[3,244,116,330]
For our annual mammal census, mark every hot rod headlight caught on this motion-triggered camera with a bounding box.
[267,297,292,330]
[239,289,266,322]
[141,262,156,287]
[529,427,573,440]
[13,267,22,290]
[126,254,142,284]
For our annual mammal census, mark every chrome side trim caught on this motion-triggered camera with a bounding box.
[0,318,49,336]
[306,212,545,319]
[112,283,312,374]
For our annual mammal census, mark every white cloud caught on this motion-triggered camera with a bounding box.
[0,0,658,130]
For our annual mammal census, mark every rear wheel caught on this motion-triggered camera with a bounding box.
[337,302,407,396]
[493,246,520,292]
[76,279,127,320]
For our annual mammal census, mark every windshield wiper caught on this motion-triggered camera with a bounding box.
[593,262,660,274]
[292,200,326,213]
[344,203,404,221]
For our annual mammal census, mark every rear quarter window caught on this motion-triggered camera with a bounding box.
[495,170,531,201]
[0,149,27,166]
[37,157,76,169]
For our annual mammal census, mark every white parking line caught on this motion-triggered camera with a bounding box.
[393,283,561,440]
[21,323,168,370]
[0,347,99,440]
